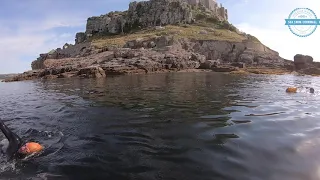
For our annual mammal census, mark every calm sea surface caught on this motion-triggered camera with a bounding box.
[0,72,320,180]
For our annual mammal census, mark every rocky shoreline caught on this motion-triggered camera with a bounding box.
[3,0,319,82]
[1,64,297,83]
[2,55,317,83]
[0,67,292,83]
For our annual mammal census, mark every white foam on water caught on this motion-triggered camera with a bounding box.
[0,157,18,174]
[0,139,19,174]
[21,153,38,161]
[0,139,9,153]
[36,172,65,179]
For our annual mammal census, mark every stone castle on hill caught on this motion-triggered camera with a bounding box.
[186,0,228,20]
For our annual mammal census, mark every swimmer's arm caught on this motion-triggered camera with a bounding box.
[0,121,13,141]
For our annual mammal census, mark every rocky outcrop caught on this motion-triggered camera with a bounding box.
[299,67,320,75]
[175,38,283,66]
[294,54,314,70]
[4,0,302,83]
[290,54,320,75]
[3,66,107,82]
[10,33,292,83]
[31,42,92,70]
[31,0,274,73]
[126,0,193,27]
[199,60,220,69]
[75,32,87,44]
[283,60,295,71]
[85,12,125,35]
[3,70,41,82]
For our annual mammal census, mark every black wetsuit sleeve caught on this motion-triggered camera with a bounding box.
[0,121,23,160]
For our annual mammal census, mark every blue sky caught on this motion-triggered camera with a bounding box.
[0,0,318,74]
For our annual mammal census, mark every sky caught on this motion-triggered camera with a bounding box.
[0,0,319,74]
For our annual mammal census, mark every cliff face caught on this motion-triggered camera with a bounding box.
[126,0,193,27]
[83,0,193,40]
[187,39,283,66]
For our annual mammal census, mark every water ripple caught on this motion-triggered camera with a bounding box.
[1,73,320,179]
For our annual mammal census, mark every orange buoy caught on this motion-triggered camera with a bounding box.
[19,142,43,155]
[286,87,297,93]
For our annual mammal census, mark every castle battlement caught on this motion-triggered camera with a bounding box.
[186,0,228,21]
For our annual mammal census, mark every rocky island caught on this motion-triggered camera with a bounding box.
[3,0,319,82]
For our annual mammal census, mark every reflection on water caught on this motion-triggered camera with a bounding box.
[1,72,320,179]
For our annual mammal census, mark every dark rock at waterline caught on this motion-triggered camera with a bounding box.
[310,88,315,93]
[298,67,320,75]
[199,60,220,69]
[211,66,239,72]
[294,54,314,70]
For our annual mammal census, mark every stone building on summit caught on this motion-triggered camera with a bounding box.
[186,0,228,20]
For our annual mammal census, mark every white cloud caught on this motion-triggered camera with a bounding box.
[0,31,75,73]
[232,0,320,61]
[0,22,82,74]
[237,23,320,61]
[0,10,88,73]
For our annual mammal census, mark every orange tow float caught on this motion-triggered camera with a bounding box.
[286,87,297,93]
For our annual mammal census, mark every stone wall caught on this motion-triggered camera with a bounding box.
[206,0,217,12]
[218,5,228,21]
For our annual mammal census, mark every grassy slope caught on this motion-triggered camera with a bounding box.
[91,24,247,49]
